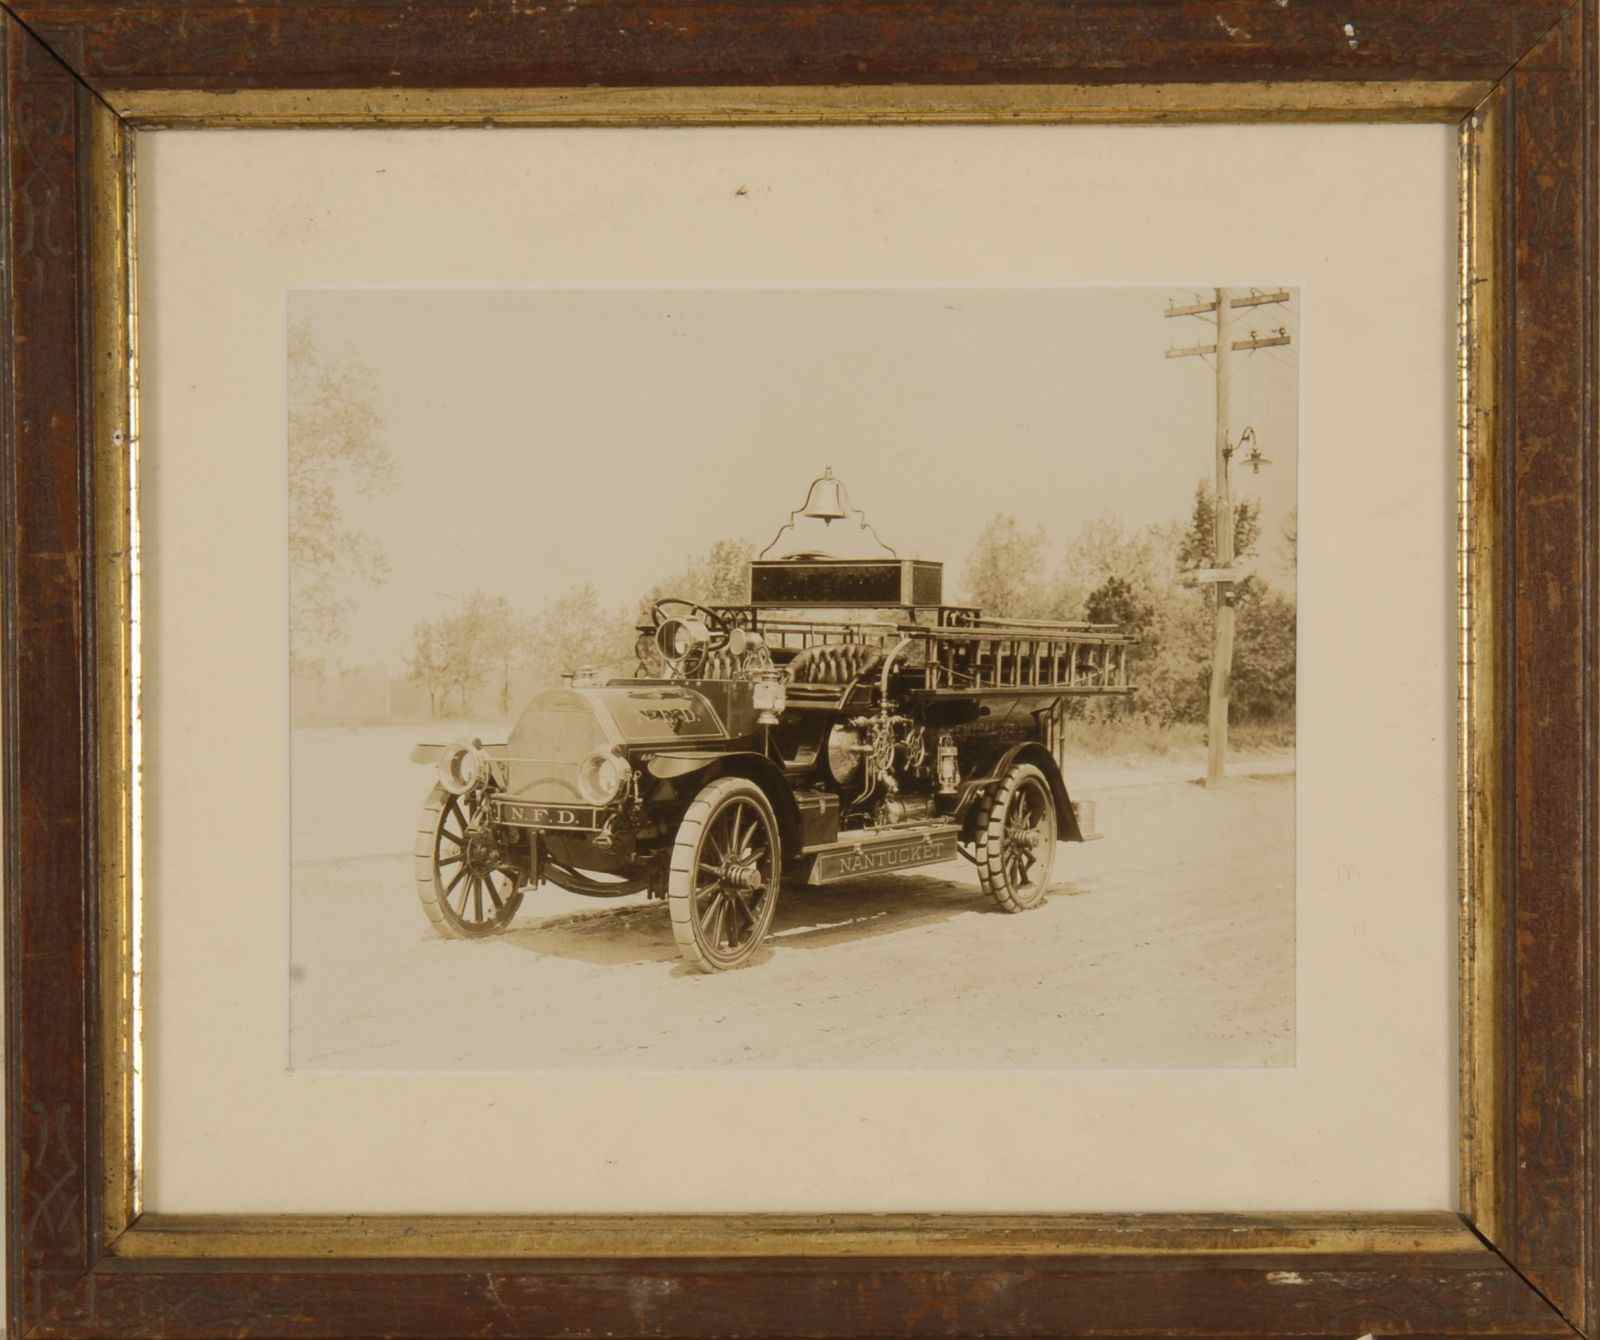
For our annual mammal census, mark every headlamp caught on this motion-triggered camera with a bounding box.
[437,741,486,795]
[579,750,633,805]
[657,618,709,661]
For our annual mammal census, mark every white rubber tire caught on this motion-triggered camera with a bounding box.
[668,777,782,972]
[413,784,523,939]
[974,763,1058,912]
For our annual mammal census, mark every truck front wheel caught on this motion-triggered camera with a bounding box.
[975,763,1058,912]
[668,777,782,971]
[413,784,524,939]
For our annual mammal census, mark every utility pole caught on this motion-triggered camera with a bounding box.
[1165,287,1291,786]
[1208,289,1235,788]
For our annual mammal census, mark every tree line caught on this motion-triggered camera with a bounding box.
[285,320,1292,732]
[288,321,396,678]
[962,483,1297,728]
[405,539,757,717]
[402,492,1294,732]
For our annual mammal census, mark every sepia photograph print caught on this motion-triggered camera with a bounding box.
[288,284,1298,1070]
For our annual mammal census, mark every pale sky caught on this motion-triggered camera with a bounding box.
[291,286,1298,669]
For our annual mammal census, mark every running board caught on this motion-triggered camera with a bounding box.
[800,824,961,886]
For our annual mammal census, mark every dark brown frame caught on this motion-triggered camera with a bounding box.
[3,2,1596,1336]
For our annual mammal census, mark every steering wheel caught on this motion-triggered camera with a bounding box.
[644,597,737,676]
[648,597,731,638]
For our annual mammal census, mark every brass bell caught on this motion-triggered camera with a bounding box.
[800,466,850,524]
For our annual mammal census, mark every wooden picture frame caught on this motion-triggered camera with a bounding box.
[3,2,1595,1334]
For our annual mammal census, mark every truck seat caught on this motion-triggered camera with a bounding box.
[785,644,884,686]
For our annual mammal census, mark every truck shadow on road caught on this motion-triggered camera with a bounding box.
[496,870,1089,968]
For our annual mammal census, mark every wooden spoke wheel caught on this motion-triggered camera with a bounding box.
[413,784,524,939]
[668,777,781,972]
[975,763,1058,912]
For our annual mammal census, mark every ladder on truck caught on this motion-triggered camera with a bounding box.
[910,618,1135,696]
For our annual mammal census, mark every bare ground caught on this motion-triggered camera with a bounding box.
[289,727,1294,1070]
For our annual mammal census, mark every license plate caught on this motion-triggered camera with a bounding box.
[492,800,600,829]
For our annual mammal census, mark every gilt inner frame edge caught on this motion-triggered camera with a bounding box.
[93,84,1499,1260]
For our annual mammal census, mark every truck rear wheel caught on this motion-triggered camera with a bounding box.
[414,784,524,939]
[668,777,782,971]
[975,763,1057,912]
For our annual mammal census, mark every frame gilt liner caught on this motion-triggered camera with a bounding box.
[3,1,1596,1336]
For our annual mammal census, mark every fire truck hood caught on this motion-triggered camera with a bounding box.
[583,684,729,744]
[501,686,731,802]
[508,686,728,752]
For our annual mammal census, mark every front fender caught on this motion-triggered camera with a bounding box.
[956,741,1083,843]
[644,751,726,780]
[646,750,803,858]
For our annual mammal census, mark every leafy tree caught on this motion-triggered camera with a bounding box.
[699,538,758,606]
[961,514,1052,618]
[477,595,534,716]
[1057,516,1176,618]
[1133,596,1213,727]
[1084,574,1156,638]
[1064,522,1205,726]
[406,621,449,718]
[406,592,503,716]
[287,321,396,675]
[643,538,756,613]
[1178,480,1262,574]
[407,583,640,718]
[1230,583,1297,723]
[1047,507,1294,730]
[529,584,637,688]
[444,594,494,714]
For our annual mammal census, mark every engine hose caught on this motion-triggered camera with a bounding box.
[879,635,916,703]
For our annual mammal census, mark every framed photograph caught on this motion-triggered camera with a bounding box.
[3,3,1595,1337]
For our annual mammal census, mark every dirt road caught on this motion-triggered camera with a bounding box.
[289,733,1294,1069]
